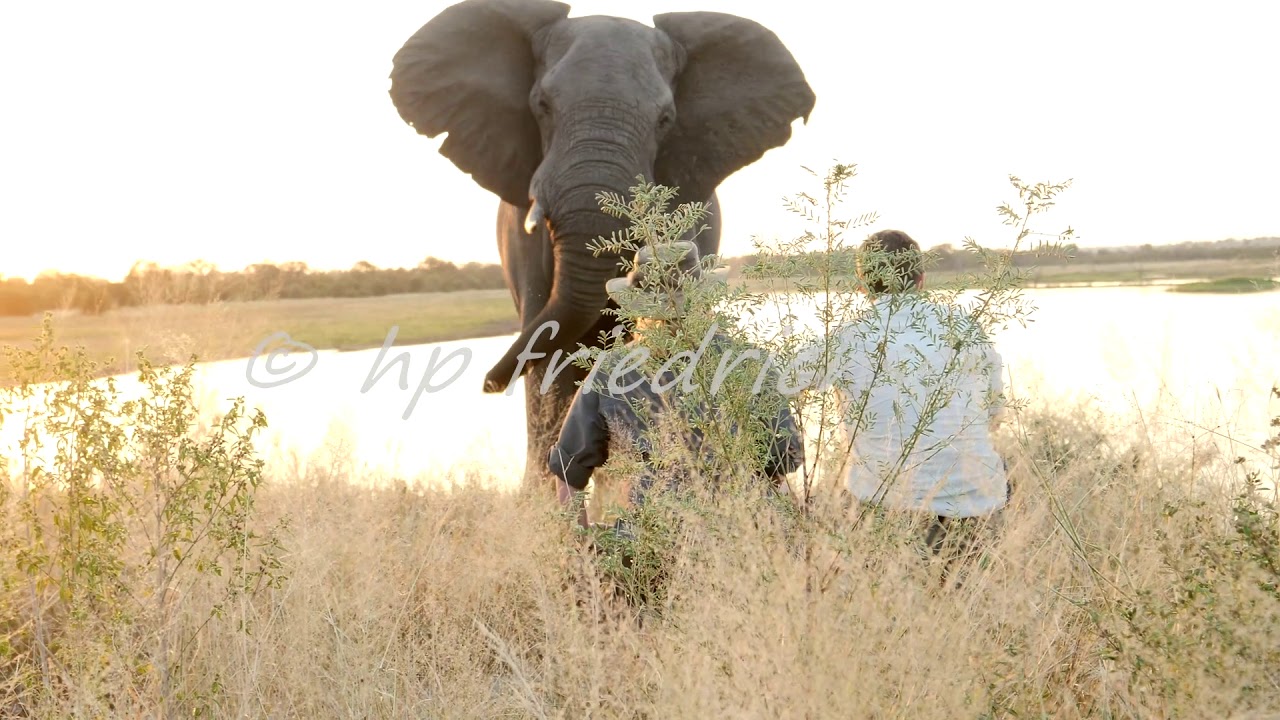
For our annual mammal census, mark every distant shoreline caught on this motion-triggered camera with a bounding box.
[2,260,1276,387]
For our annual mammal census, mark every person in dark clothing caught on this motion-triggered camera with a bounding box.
[548,241,805,525]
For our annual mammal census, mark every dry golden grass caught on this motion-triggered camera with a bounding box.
[6,394,1277,718]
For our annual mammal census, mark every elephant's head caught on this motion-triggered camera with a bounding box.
[389,0,815,393]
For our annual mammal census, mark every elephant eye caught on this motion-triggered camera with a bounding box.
[657,110,675,131]
[536,98,552,116]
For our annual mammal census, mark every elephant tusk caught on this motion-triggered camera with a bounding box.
[523,201,545,235]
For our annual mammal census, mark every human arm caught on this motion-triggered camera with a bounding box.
[548,388,610,526]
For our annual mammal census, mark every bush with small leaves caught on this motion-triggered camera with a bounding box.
[0,314,286,716]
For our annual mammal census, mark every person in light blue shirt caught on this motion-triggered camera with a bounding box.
[792,229,1010,579]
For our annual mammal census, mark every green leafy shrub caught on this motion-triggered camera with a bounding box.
[0,315,286,716]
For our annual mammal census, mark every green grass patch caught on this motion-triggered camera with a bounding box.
[1169,276,1280,294]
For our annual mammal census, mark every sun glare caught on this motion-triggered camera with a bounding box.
[4,260,47,284]
[0,2,1276,280]
[2,255,123,284]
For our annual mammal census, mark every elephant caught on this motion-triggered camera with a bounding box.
[388,0,815,491]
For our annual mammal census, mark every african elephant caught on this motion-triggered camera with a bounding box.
[388,0,815,490]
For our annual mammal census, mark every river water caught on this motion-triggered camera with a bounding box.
[2,286,1277,488]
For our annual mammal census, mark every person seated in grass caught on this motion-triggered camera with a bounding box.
[548,240,805,530]
[791,229,1010,582]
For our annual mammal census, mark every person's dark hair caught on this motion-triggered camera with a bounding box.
[859,229,923,294]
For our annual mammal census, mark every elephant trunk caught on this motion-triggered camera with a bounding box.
[484,140,647,393]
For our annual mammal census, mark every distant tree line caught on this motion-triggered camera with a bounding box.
[0,257,507,317]
[2,237,1277,317]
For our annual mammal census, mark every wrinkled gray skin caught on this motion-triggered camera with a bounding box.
[388,0,815,491]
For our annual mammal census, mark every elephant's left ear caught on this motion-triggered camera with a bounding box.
[653,12,816,205]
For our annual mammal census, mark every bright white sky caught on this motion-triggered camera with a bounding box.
[2,1,1277,282]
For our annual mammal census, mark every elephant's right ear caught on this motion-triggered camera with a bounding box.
[389,0,569,207]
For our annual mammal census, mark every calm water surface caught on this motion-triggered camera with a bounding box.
[3,287,1277,488]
